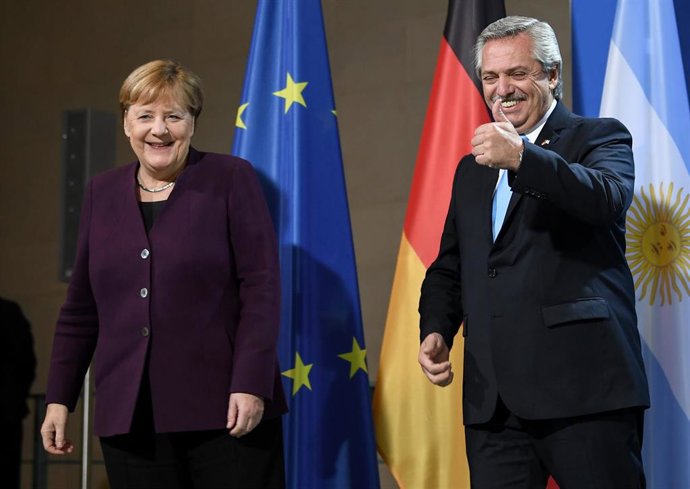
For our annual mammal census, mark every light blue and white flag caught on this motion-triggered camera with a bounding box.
[588,0,690,486]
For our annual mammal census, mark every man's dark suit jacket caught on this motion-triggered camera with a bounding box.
[46,148,287,437]
[420,102,650,425]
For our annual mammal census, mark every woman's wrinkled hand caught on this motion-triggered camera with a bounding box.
[227,392,265,437]
[41,403,75,455]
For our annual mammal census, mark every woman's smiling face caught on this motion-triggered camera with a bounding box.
[123,95,195,178]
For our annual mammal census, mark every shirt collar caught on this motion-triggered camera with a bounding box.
[522,99,557,143]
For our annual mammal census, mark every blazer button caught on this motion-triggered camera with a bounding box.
[140,287,148,298]
[488,268,497,278]
[141,327,150,337]
[141,248,150,259]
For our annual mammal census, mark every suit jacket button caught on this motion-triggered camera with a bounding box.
[140,287,148,298]
[488,268,497,278]
[141,248,150,259]
[141,327,150,337]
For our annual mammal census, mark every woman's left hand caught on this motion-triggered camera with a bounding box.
[226,392,265,437]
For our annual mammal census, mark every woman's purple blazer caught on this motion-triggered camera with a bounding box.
[46,148,287,437]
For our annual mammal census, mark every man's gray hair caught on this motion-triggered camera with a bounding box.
[474,16,563,100]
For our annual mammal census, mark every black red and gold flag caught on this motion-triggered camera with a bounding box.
[374,1,505,488]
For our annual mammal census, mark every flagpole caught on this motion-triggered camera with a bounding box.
[80,367,90,489]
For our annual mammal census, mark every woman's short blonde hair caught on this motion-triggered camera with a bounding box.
[119,59,204,119]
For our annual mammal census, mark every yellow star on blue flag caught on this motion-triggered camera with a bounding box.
[273,73,308,113]
[235,102,249,129]
[281,352,313,395]
[338,338,368,378]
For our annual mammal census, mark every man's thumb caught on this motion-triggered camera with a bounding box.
[492,98,510,124]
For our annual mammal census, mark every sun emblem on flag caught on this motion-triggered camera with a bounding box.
[626,183,690,306]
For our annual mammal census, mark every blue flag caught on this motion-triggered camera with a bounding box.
[573,1,690,487]
[231,1,380,488]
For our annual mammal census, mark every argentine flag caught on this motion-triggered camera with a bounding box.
[574,0,690,486]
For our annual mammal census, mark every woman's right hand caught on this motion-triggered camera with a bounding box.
[41,403,74,454]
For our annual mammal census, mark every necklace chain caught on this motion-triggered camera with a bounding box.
[137,178,175,193]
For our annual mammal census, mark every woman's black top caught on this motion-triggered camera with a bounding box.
[138,200,166,233]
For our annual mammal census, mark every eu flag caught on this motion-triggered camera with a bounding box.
[231,1,380,488]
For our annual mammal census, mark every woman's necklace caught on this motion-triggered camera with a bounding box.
[137,179,175,193]
[137,166,176,193]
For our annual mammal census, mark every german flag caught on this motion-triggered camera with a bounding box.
[373,1,504,487]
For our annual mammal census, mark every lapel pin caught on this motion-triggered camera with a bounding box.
[540,139,550,146]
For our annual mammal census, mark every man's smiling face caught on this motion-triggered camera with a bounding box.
[480,33,558,133]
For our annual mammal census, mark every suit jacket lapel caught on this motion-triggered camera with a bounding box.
[123,163,149,239]
[500,181,521,240]
[483,166,500,242]
[499,102,570,237]
[534,101,569,148]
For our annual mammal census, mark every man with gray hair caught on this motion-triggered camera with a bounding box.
[418,16,649,488]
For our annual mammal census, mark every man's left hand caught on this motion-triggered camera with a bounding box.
[227,392,265,437]
[472,99,524,171]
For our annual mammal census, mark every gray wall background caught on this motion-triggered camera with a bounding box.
[0,1,569,487]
